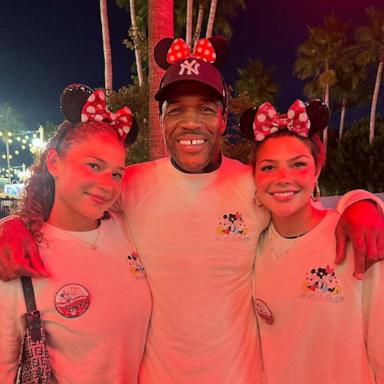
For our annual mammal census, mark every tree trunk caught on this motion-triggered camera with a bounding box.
[206,0,218,38]
[99,0,113,90]
[339,96,346,140]
[323,84,330,158]
[369,58,384,144]
[148,0,173,159]
[129,0,144,87]
[186,0,194,46]
[193,0,205,48]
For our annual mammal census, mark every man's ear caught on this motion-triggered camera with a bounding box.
[220,109,228,135]
[46,148,61,177]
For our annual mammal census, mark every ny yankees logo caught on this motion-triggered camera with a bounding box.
[179,59,200,76]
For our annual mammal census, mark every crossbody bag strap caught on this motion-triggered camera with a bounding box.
[21,276,37,312]
[20,276,42,342]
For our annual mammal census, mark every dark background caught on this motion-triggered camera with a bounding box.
[0,0,383,129]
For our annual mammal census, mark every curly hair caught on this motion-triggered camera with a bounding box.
[17,120,127,242]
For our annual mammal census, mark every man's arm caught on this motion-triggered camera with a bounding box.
[0,216,47,281]
[334,190,384,279]
[363,260,384,382]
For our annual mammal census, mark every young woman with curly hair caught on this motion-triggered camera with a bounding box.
[0,85,151,384]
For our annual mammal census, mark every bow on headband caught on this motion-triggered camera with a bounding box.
[81,90,133,141]
[166,38,216,64]
[253,100,311,142]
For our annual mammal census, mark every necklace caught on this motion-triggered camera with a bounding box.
[63,226,101,250]
[283,230,311,239]
[269,235,297,259]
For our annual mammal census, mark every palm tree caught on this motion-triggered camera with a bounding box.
[206,0,218,38]
[148,0,174,159]
[333,56,368,139]
[234,59,278,106]
[355,7,384,144]
[100,0,113,90]
[212,0,245,37]
[193,0,205,46]
[294,15,349,151]
[186,0,194,45]
[172,0,245,39]
[116,0,146,86]
[129,0,144,87]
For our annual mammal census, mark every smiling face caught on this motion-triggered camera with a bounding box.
[254,134,320,221]
[47,132,126,230]
[161,82,227,173]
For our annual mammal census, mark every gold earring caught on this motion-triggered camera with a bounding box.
[312,181,320,202]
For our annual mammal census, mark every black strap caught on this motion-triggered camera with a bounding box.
[21,276,37,312]
[21,276,42,342]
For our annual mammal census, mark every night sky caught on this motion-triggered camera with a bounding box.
[0,0,383,131]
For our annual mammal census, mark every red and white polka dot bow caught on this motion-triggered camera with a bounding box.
[81,89,133,140]
[166,38,217,64]
[253,100,311,142]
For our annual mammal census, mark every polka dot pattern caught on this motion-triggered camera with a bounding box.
[253,100,311,142]
[193,38,216,63]
[81,89,133,141]
[167,38,191,64]
[166,37,217,64]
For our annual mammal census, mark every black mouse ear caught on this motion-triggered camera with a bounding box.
[154,37,176,70]
[208,35,229,68]
[124,117,139,145]
[239,107,257,141]
[305,99,330,135]
[60,83,93,123]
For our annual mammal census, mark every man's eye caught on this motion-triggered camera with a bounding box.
[166,107,181,115]
[200,106,216,113]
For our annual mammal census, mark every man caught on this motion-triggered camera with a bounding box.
[1,43,383,383]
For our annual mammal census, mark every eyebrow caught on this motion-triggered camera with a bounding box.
[88,156,125,172]
[257,155,310,164]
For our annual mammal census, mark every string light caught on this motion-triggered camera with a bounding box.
[0,127,45,185]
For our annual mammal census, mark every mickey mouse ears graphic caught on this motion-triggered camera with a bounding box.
[154,36,229,105]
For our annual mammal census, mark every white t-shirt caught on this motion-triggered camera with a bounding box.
[253,210,384,383]
[0,214,151,384]
[122,156,270,384]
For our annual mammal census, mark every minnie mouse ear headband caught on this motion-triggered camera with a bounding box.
[60,83,138,144]
[240,99,329,142]
[154,36,229,108]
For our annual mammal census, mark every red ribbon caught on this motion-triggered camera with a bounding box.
[166,38,217,64]
[253,100,311,142]
[81,90,133,141]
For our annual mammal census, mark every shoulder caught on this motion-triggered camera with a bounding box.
[221,156,255,193]
[100,212,137,249]
[222,156,252,174]
[124,157,170,185]
[121,157,171,213]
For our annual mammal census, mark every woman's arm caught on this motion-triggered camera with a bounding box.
[0,279,24,382]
